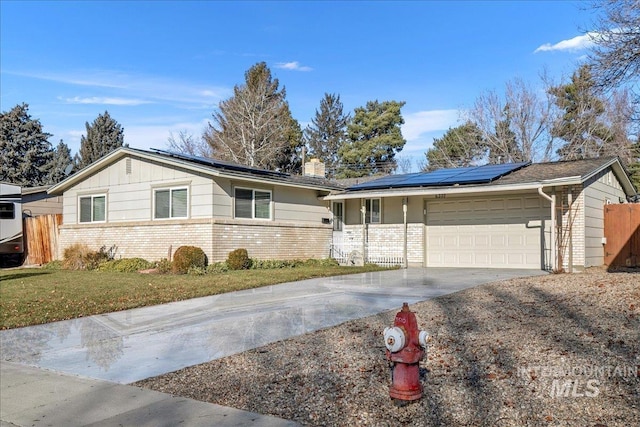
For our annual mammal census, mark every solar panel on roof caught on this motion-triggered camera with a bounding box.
[346,161,531,191]
[149,148,289,177]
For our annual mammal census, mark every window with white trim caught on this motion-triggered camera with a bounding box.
[79,195,106,223]
[154,187,188,219]
[365,198,381,224]
[235,188,272,219]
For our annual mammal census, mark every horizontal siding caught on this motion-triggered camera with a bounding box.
[583,169,628,267]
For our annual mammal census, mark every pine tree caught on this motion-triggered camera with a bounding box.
[548,65,612,160]
[303,93,351,177]
[488,104,522,164]
[47,140,74,184]
[424,121,486,171]
[337,100,406,178]
[0,103,54,186]
[203,62,302,171]
[77,111,125,169]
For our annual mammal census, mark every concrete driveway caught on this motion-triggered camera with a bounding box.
[0,268,546,384]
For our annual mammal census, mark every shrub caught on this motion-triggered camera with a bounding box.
[206,262,229,273]
[98,258,153,273]
[155,258,172,274]
[227,248,251,270]
[172,246,207,274]
[62,244,114,270]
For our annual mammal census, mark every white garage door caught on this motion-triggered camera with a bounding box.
[426,195,546,269]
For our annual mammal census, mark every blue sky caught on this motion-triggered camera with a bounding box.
[1,1,596,170]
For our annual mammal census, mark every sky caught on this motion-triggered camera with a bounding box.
[1,1,598,171]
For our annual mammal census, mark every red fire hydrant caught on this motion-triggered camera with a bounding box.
[383,302,429,402]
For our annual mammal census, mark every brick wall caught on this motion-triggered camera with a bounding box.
[58,219,332,262]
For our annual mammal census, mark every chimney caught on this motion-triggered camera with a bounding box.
[304,158,325,178]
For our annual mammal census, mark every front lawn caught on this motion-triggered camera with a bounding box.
[0,264,389,329]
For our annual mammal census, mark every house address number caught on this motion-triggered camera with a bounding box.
[435,194,446,199]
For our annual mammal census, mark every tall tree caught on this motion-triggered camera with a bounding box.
[336,100,406,178]
[303,93,351,177]
[424,121,486,171]
[0,103,54,186]
[468,77,554,163]
[77,111,125,169]
[167,130,212,157]
[587,0,640,92]
[203,62,302,172]
[47,140,74,184]
[548,65,615,160]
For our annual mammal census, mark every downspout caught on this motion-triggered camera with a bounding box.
[538,186,556,272]
[402,197,408,269]
[361,202,367,263]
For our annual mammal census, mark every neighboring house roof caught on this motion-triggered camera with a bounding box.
[325,157,637,200]
[48,147,344,195]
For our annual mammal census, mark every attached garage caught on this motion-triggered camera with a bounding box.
[425,194,549,269]
[327,157,637,272]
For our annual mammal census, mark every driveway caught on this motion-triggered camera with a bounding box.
[0,268,546,384]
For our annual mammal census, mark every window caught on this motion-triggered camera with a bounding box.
[79,195,106,223]
[0,202,15,220]
[154,188,188,219]
[332,202,343,231]
[365,198,381,224]
[235,188,272,219]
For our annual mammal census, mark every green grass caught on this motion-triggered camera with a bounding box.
[0,264,390,329]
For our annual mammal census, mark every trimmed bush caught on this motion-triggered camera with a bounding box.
[172,246,207,274]
[227,248,251,270]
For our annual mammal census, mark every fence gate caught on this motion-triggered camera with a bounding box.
[604,204,640,268]
[24,214,62,265]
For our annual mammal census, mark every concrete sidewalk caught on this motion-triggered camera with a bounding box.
[1,361,299,427]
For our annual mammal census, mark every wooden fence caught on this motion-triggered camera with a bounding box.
[604,204,640,268]
[24,214,62,265]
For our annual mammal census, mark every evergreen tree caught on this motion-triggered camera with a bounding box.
[336,100,406,178]
[203,62,302,171]
[47,140,74,184]
[548,65,612,160]
[77,111,125,169]
[0,103,54,186]
[303,93,351,177]
[488,104,522,164]
[424,121,486,171]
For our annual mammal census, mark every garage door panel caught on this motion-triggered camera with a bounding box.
[427,196,541,269]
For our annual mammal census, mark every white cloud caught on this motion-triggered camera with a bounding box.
[62,96,152,106]
[9,69,228,108]
[534,32,597,53]
[275,61,313,72]
[401,109,461,141]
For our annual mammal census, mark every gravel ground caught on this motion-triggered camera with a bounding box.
[136,267,640,426]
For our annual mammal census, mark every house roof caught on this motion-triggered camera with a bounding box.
[48,147,343,195]
[325,157,637,200]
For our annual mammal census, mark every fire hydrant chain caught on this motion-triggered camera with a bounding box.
[382,302,429,403]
